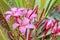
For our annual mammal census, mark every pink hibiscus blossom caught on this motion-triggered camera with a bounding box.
[12,17,35,35]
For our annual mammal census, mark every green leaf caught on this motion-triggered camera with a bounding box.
[34,37,41,40]
[0,0,10,13]
[14,0,23,7]
[23,0,35,9]
[14,0,35,9]
[52,0,60,7]
[44,0,51,13]
[34,0,47,19]
[44,0,57,18]
[50,11,60,21]
[4,0,17,7]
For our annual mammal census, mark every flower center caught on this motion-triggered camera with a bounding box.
[20,22,26,27]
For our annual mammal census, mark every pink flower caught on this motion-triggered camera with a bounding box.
[12,17,35,35]
[5,8,28,22]
[18,8,27,14]
[27,10,37,20]
[26,5,38,21]
[4,7,37,35]
[5,15,11,22]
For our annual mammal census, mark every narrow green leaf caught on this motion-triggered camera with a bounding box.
[44,0,57,18]
[15,0,23,7]
[19,0,23,7]
[23,0,35,9]
[44,0,51,13]
[14,0,20,7]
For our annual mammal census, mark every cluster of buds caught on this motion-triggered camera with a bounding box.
[42,18,60,35]
[40,17,60,40]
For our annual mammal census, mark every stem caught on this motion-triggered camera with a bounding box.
[39,8,44,20]
[26,29,32,40]
[36,18,44,31]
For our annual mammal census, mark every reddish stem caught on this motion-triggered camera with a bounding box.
[35,8,44,31]
[39,8,44,20]
[41,20,47,30]
[26,29,32,40]
[28,30,32,40]
[35,18,44,30]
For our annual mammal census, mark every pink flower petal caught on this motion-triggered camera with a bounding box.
[26,10,33,17]
[57,33,60,36]
[18,8,27,14]
[12,23,19,30]
[46,20,53,29]
[26,24,35,29]
[5,11,12,15]
[11,7,17,12]
[47,20,52,26]
[30,14,37,20]
[58,27,60,32]
[19,27,26,35]
[14,11,23,16]
[28,10,33,15]
[5,15,11,22]
[57,27,60,36]
[18,8,26,10]
[22,17,30,25]
[17,18,22,23]
[52,26,57,33]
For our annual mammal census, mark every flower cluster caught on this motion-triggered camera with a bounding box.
[4,6,38,35]
[41,18,60,36]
